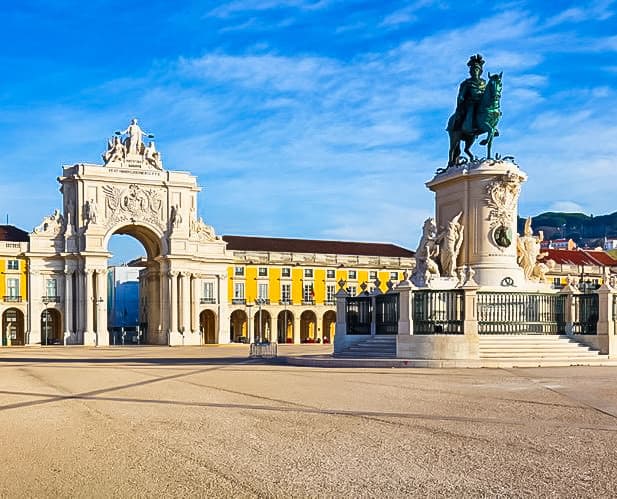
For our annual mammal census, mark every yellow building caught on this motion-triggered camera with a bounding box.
[0,226,29,346]
[222,236,415,344]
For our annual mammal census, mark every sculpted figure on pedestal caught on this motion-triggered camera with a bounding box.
[84,199,98,225]
[436,212,464,278]
[116,118,153,155]
[411,218,440,287]
[33,209,64,236]
[516,217,547,281]
[103,136,127,164]
[170,204,182,229]
[447,54,503,166]
[144,141,162,170]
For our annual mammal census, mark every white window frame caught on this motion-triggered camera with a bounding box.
[281,267,291,278]
[46,278,57,298]
[304,268,313,278]
[303,284,314,302]
[326,284,336,303]
[6,278,19,297]
[234,282,245,299]
[202,281,214,299]
[281,284,291,303]
[258,283,268,300]
[7,259,19,271]
[258,267,268,277]
[348,270,357,280]
[234,266,244,277]
[326,269,335,279]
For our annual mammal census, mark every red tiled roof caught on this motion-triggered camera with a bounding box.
[545,249,617,267]
[222,235,415,258]
[0,225,29,242]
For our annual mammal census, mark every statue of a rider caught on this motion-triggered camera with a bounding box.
[451,54,486,135]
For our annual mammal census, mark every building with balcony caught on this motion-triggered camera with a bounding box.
[0,225,29,345]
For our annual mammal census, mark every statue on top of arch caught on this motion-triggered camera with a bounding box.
[102,119,163,170]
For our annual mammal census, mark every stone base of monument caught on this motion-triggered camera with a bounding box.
[331,156,616,366]
[397,334,478,360]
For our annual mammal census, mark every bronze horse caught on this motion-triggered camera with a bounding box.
[447,72,502,166]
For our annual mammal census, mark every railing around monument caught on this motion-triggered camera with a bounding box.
[375,294,399,335]
[477,292,566,334]
[346,296,371,335]
[571,293,599,335]
[412,290,464,335]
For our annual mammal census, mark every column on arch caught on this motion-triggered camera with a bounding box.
[64,269,74,342]
[180,271,191,335]
[95,269,109,346]
[169,270,179,334]
[191,274,199,334]
[85,269,94,339]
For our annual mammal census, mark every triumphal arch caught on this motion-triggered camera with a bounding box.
[27,120,232,346]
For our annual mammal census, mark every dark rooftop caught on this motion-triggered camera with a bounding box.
[0,225,29,242]
[222,235,415,258]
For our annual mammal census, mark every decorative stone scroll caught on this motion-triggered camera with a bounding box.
[485,171,525,249]
[102,184,164,230]
[33,209,64,237]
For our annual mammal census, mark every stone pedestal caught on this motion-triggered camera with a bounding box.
[426,159,528,289]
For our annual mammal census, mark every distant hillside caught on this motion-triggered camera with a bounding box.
[517,211,617,242]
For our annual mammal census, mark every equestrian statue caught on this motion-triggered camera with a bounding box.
[447,54,503,166]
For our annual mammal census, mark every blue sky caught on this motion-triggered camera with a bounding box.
[1,0,616,261]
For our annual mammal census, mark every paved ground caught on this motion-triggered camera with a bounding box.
[1,345,617,497]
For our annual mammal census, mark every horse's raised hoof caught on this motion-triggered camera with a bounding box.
[479,139,488,146]
[494,130,500,137]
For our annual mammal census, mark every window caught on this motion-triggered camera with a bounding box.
[326,269,335,279]
[7,278,19,297]
[234,282,245,299]
[390,272,399,280]
[46,278,57,298]
[348,270,357,280]
[369,271,377,280]
[234,266,244,277]
[347,285,357,296]
[281,267,291,278]
[258,283,268,300]
[303,284,315,303]
[304,268,313,278]
[7,260,19,270]
[202,282,214,299]
[326,285,336,303]
[281,284,291,303]
[258,267,268,277]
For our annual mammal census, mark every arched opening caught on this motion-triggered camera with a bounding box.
[2,308,24,346]
[300,310,317,343]
[230,309,248,343]
[41,308,62,345]
[277,310,294,344]
[200,309,217,344]
[322,310,336,345]
[253,309,271,343]
[106,224,162,345]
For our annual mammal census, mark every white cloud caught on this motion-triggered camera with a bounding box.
[548,201,586,213]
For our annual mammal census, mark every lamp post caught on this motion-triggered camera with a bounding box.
[42,296,51,346]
